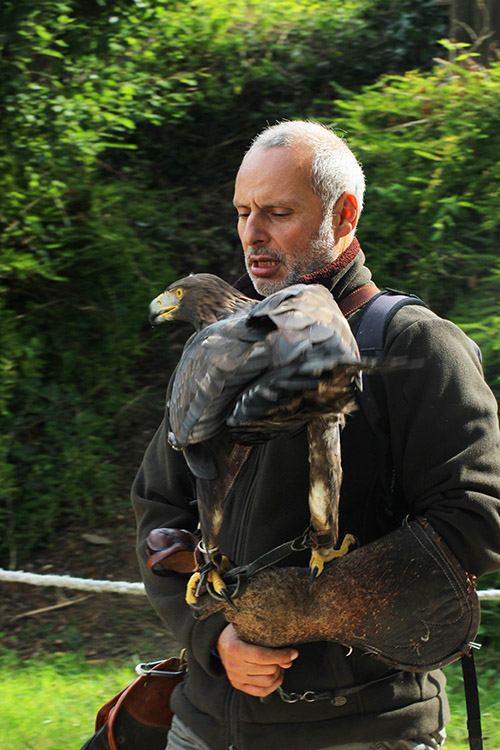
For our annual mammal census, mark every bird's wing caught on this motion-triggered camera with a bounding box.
[227,285,361,436]
[168,283,361,449]
[168,310,272,447]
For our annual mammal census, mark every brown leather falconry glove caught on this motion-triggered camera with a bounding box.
[195,518,480,672]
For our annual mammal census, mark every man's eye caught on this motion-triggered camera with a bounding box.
[238,213,249,219]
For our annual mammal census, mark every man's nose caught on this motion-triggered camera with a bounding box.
[241,212,270,246]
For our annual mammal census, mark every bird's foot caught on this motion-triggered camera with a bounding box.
[206,568,238,610]
[185,555,238,609]
[308,533,357,594]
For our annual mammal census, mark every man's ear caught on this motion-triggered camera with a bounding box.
[333,192,359,239]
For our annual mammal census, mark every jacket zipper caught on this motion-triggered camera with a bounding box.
[225,449,261,750]
[231,446,261,563]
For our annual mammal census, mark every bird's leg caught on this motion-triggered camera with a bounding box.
[184,464,238,607]
[307,418,356,593]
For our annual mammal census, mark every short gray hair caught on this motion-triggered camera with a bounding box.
[248,120,365,220]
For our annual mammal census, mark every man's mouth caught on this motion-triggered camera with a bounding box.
[248,254,283,278]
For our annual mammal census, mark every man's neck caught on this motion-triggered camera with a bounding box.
[297,237,360,285]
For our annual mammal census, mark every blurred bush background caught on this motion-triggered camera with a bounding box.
[1,0,499,566]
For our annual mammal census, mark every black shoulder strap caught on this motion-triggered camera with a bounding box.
[355,288,428,357]
[354,289,428,444]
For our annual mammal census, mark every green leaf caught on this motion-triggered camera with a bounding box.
[35,25,52,41]
[40,48,64,59]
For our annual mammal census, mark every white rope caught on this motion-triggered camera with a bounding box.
[0,568,145,595]
[1,568,500,599]
[477,589,500,601]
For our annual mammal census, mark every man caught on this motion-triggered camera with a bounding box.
[132,121,500,750]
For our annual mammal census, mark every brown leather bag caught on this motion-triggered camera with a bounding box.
[80,655,187,750]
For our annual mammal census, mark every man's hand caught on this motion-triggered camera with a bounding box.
[217,623,298,697]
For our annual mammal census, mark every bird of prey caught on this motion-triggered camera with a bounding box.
[149,273,364,605]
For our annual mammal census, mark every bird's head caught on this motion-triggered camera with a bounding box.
[149,273,252,332]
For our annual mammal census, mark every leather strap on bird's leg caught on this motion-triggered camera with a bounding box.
[308,529,336,549]
[307,528,357,558]
[195,518,481,672]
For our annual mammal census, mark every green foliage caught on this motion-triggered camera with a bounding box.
[344,0,448,77]
[332,54,500,394]
[478,570,500,649]
[0,180,173,561]
[0,649,135,749]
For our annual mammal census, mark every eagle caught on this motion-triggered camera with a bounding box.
[149,273,366,606]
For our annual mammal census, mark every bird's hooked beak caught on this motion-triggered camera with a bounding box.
[149,289,182,326]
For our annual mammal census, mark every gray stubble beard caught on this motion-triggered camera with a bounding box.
[245,215,339,297]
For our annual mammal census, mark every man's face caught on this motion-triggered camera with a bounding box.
[233,145,338,296]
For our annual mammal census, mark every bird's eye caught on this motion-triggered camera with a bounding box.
[176,288,183,299]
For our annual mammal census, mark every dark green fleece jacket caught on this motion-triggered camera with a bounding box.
[131,243,500,750]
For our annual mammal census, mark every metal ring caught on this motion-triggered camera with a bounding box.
[301,691,317,703]
[277,687,300,703]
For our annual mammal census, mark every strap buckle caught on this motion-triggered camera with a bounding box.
[276,686,332,704]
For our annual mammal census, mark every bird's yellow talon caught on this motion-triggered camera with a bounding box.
[186,572,201,604]
[209,570,227,596]
[309,533,357,579]
[309,551,326,579]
